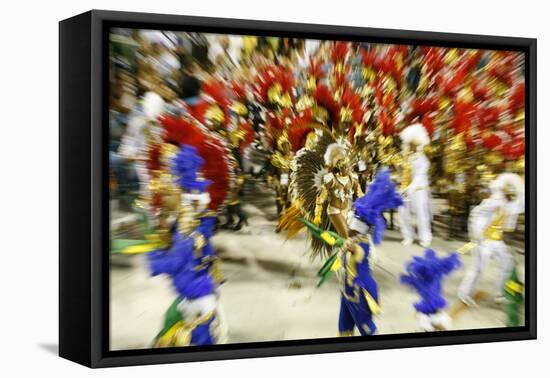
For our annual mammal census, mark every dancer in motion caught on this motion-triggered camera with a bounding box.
[336,169,403,335]
[401,249,461,332]
[148,145,227,347]
[398,123,433,247]
[314,143,364,238]
[458,173,524,307]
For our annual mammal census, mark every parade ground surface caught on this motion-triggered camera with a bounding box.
[110,179,525,350]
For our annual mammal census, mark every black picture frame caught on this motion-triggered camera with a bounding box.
[59,9,537,368]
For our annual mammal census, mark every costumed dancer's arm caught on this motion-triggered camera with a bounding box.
[314,180,329,225]
[148,236,194,276]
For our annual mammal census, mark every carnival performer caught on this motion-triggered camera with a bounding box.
[222,161,248,230]
[457,172,524,306]
[254,65,295,220]
[337,169,403,335]
[219,81,256,230]
[159,82,234,217]
[271,133,294,220]
[398,123,433,247]
[314,142,363,238]
[147,145,227,347]
[278,83,366,256]
[401,249,461,332]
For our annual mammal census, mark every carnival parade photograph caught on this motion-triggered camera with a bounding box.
[108,28,526,350]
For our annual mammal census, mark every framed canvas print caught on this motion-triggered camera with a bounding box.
[59,9,536,368]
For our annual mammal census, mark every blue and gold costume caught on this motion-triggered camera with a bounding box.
[148,215,217,300]
[147,144,223,347]
[400,249,461,331]
[337,169,402,336]
[338,241,380,336]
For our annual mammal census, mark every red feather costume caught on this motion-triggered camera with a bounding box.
[159,114,232,212]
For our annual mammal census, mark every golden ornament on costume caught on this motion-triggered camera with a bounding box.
[205,104,225,125]
[230,101,248,117]
[267,83,292,108]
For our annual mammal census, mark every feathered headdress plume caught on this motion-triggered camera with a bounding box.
[313,85,340,127]
[159,115,232,212]
[194,80,231,126]
[331,41,349,67]
[400,249,461,315]
[340,88,364,125]
[308,57,326,82]
[171,145,211,193]
[489,172,524,211]
[352,169,403,244]
[400,123,431,150]
[287,111,317,153]
[255,66,294,107]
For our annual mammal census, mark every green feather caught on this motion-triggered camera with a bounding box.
[154,297,184,340]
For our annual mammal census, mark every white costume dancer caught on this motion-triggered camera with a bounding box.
[118,92,165,202]
[458,173,524,305]
[398,123,432,247]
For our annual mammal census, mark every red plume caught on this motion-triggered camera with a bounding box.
[309,57,325,80]
[451,112,471,136]
[231,80,247,100]
[288,111,315,152]
[488,63,513,87]
[421,114,435,137]
[237,121,255,153]
[202,80,230,108]
[471,78,489,101]
[379,108,396,136]
[254,65,294,105]
[199,136,232,211]
[264,112,285,147]
[313,85,340,125]
[459,50,482,72]
[502,136,525,160]
[361,50,376,68]
[341,88,364,124]
[406,97,438,123]
[255,65,278,104]
[186,80,232,129]
[189,100,210,125]
[159,115,231,212]
[277,67,294,94]
[481,133,503,150]
[479,106,501,130]
[508,82,525,116]
[422,47,445,76]
[383,46,405,86]
[438,69,465,96]
[331,42,349,64]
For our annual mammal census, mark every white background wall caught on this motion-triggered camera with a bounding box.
[0,0,547,375]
